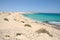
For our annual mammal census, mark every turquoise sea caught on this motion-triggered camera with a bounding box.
[23,13,60,25]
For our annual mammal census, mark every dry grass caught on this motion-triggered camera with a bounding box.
[14,19,17,21]
[21,21,25,23]
[16,33,22,36]
[24,24,31,27]
[5,35,10,37]
[36,28,53,37]
[4,18,9,21]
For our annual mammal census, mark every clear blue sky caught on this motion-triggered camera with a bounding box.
[0,0,60,13]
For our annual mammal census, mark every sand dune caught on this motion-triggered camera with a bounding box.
[0,12,60,40]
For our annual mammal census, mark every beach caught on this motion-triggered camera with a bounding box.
[0,12,60,40]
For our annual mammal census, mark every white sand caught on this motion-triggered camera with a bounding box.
[0,12,60,40]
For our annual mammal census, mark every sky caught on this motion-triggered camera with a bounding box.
[0,0,60,13]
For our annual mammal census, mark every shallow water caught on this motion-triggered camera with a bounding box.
[23,13,60,21]
[23,13,60,25]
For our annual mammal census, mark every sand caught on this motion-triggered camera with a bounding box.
[0,12,60,40]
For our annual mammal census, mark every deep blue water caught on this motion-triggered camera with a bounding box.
[23,13,60,25]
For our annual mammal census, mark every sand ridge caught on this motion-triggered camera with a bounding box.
[0,12,60,40]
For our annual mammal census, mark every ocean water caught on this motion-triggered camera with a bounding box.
[23,13,60,25]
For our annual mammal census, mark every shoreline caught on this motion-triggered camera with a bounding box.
[0,12,60,40]
[0,12,60,30]
[22,14,60,30]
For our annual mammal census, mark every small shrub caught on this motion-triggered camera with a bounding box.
[4,18,9,21]
[36,28,53,37]
[24,24,31,27]
[14,19,16,21]
[21,21,24,23]
[14,19,19,21]
[16,33,21,36]
[5,35,10,37]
